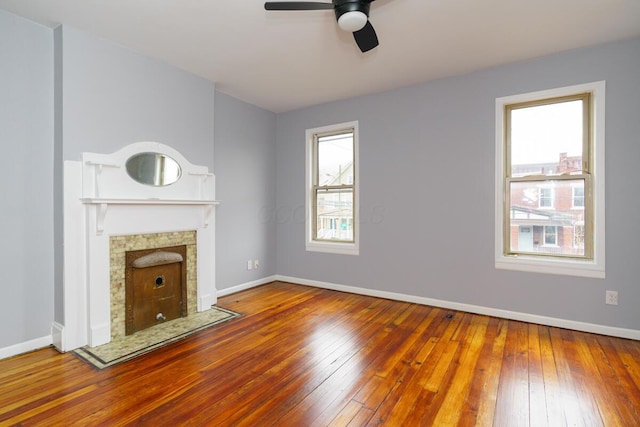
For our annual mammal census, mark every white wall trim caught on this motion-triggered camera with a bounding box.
[217,275,278,298]
[305,121,360,256]
[0,335,52,361]
[276,275,640,341]
[6,272,637,360]
[494,81,606,279]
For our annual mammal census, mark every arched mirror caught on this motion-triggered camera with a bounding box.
[125,152,182,186]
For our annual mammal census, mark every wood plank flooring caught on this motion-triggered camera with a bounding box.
[1,281,639,426]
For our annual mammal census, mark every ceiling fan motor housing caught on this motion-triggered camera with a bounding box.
[334,0,371,19]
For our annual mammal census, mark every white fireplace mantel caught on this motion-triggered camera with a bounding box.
[55,142,219,352]
[81,198,220,233]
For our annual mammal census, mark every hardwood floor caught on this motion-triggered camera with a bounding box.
[1,281,639,426]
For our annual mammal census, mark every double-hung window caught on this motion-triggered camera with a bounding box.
[495,82,605,278]
[306,121,359,255]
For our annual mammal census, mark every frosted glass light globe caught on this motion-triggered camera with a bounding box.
[338,11,367,32]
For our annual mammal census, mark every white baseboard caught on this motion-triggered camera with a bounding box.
[6,274,632,362]
[217,275,278,298]
[276,275,640,341]
[0,334,53,361]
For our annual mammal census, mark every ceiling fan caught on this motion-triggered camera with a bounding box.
[264,1,379,53]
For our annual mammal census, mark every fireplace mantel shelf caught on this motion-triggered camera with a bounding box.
[81,198,221,233]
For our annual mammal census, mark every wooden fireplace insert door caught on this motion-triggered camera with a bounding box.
[125,245,188,335]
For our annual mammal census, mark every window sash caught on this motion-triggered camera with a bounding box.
[312,186,354,243]
[505,175,592,259]
[503,92,593,260]
[312,129,355,243]
[505,93,591,178]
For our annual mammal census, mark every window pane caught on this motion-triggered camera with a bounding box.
[572,186,584,208]
[315,188,353,242]
[539,187,553,208]
[508,179,585,256]
[510,99,583,177]
[317,132,353,186]
[544,226,557,245]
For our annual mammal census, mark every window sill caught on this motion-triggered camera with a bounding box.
[496,255,605,279]
[306,241,359,256]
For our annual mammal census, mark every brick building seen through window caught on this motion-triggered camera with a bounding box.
[509,152,585,255]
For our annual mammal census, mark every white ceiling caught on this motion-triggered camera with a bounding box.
[1,0,639,113]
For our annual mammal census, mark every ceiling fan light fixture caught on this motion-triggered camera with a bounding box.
[264,1,379,52]
[337,10,367,32]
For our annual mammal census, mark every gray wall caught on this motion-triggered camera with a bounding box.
[214,92,277,289]
[275,37,640,331]
[55,26,217,331]
[58,26,215,164]
[0,11,54,348]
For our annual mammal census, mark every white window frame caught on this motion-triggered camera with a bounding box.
[305,121,359,255]
[495,81,605,278]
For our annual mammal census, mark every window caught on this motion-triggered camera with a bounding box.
[538,187,554,208]
[572,185,585,208]
[544,226,557,246]
[495,82,605,278]
[306,122,359,255]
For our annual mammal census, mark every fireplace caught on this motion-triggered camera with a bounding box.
[56,142,219,351]
[110,231,197,339]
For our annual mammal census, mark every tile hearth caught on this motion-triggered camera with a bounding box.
[73,305,240,369]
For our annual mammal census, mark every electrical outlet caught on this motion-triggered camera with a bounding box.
[605,290,618,305]
[247,260,253,270]
[254,259,259,269]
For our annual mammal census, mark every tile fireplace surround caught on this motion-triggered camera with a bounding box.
[55,142,219,352]
[110,231,197,340]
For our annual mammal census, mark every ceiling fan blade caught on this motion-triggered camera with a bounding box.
[264,2,334,10]
[353,20,378,52]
